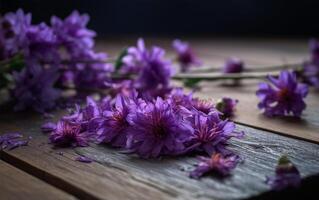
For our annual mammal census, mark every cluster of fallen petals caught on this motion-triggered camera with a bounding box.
[0,132,30,150]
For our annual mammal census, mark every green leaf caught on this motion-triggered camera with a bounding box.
[114,48,128,72]
[183,78,202,88]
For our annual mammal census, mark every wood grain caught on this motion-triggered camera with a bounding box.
[0,160,76,200]
[1,111,319,200]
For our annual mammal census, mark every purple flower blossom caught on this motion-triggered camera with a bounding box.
[41,122,57,133]
[122,39,173,93]
[11,63,60,113]
[191,98,216,115]
[184,113,243,155]
[256,70,308,117]
[172,39,201,72]
[216,97,238,118]
[95,95,131,147]
[51,10,113,89]
[309,39,319,64]
[0,9,31,59]
[75,155,93,163]
[0,132,30,150]
[49,120,90,147]
[190,153,240,179]
[222,57,244,73]
[266,156,301,191]
[126,97,192,158]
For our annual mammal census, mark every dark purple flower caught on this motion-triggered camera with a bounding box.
[222,57,244,73]
[190,153,240,179]
[184,113,243,155]
[172,39,201,72]
[256,70,308,117]
[75,155,93,163]
[49,120,90,147]
[11,63,60,113]
[266,156,301,191]
[216,97,238,118]
[95,95,131,147]
[126,97,192,158]
[41,122,57,133]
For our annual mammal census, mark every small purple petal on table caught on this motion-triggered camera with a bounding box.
[41,122,57,133]
[75,156,93,163]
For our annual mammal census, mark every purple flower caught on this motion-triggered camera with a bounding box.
[172,39,201,72]
[122,39,173,93]
[126,97,192,158]
[309,39,319,63]
[184,113,243,155]
[216,97,238,118]
[302,61,319,88]
[0,132,30,150]
[222,57,244,73]
[191,98,216,115]
[75,156,93,163]
[11,63,60,113]
[0,9,31,59]
[190,153,240,179]
[51,11,113,89]
[95,95,131,147]
[266,156,301,191]
[256,70,308,117]
[49,120,90,147]
[41,122,57,133]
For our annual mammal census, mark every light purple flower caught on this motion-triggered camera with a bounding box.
[301,39,319,89]
[49,120,90,147]
[222,57,244,73]
[190,153,240,179]
[216,97,238,118]
[256,70,308,117]
[95,95,131,147]
[266,156,301,191]
[172,39,201,72]
[126,97,192,158]
[184,113,243,155]
[11,63,60,113]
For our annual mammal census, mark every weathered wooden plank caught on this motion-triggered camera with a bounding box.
[1,111,319,200]
[0,111,178,200]
[0,160,76,200]
[197,80,319,143]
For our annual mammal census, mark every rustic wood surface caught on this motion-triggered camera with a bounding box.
[0,160,76,200]
[1,38,319,200]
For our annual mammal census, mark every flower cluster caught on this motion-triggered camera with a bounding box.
[266,155,301,190]
[0,9,112,112]
[44,89,243,162]
[256,70,308,117]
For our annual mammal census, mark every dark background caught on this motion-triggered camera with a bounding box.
[1,0,319,38]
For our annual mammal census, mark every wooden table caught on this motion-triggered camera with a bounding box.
[1,37,319,200]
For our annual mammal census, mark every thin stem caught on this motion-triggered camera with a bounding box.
[172,72,278,81]
[189,63,301,73]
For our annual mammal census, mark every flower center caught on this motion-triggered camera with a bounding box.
[152,123,167,138]
[278,88,290,102]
